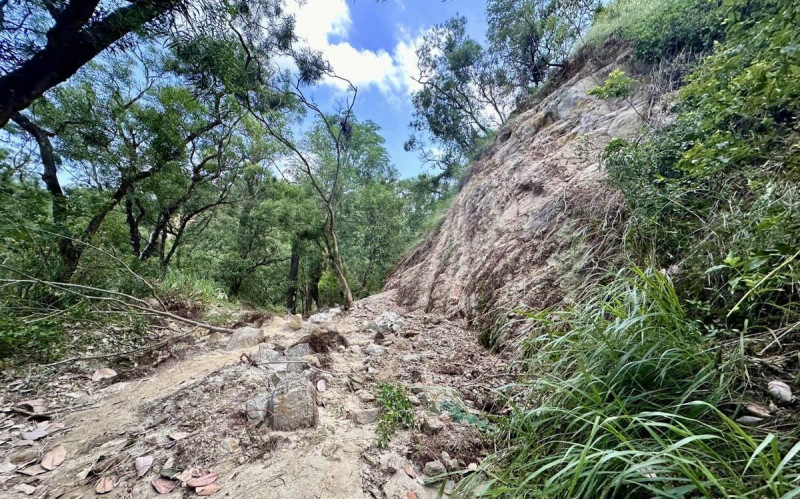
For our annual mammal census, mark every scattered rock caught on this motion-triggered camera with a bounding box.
[366,321,391,335]
[768,381,792,403]
[286,343,314,358]
[226,326,263,350]
[408,395,421,406]
[219,437,240,454]
[288,314,303,330]
[356,389,376,403]
[12,483,36,495]
[316,379,327,392]
[364,344,385,356]
[350,345,362,355]
[352,408,382,425]
[253,344,282,366]
[423,460,446,477]
[269,375,319,430]
[421,418,445,435]
[245,393,271,422]
[467,462,478,471]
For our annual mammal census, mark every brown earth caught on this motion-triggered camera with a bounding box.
[0,291,509,498]
[385,48,667,339]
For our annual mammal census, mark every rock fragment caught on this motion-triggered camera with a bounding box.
[225,327,263,350]
[269,375,318,430]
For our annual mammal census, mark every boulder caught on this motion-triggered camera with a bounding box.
[269,375,318,430]
[226,327,263,350]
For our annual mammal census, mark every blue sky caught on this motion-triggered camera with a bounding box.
[288,0,489,178]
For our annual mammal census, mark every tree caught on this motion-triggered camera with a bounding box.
[406,16,513,187]
[0,0,295,127]
[487,0,599,90]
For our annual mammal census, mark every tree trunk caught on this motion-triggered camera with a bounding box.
[325,222,353,309]
[286,238,300,314]
[0,0,181,127]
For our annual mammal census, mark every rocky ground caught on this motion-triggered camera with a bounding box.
[0,290,510,498]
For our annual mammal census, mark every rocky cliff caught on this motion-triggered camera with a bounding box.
[387,49,663,334]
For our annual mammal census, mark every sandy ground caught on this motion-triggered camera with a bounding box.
[0,291,509,498]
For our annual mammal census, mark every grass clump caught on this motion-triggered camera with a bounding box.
[375,382,416,447]
[459,268,800,497]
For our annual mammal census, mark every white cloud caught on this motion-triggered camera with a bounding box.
[287,0,424,100]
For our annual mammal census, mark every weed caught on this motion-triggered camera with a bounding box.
[375,382,416,447]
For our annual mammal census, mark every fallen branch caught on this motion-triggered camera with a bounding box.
[42,329,196,367]
[0,271,234,334]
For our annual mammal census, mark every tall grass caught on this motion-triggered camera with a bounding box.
[156,269,228,305]
[459,268,800,497]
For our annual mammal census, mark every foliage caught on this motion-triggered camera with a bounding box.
[588,68,635,98]
[487,0,599,90]
[471,0,800,496]
[460,269,799,497]
[375,382,416,448]
[586,0,727,61]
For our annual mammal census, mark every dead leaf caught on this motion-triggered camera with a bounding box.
[403,464,416,478]
[196,483,221,496]
[467,462,478,471]
[152,478,179,494]
[18,464,47,476]
[134,455,154,477]
[174,469,194,482]
[10,439,35,448]
[736,415,763,426]
[186,472,219,488]
[745,403,771,419]
[41,444,66,470]
[95,476,115,494]
[21,428,47,441]
[316,379,327,392]
[407,492,418,499]
[45,422,66,435]
[17,399,45,414]
[91,368,118,383]
[168,431,189,441]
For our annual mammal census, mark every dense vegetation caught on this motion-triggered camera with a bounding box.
[458,0,800,496]
[0,0,445,363]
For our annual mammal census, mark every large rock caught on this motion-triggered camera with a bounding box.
[285,342,314,358]
[269,375,318,431]
[226,326,263,350]
[287,314,303,330]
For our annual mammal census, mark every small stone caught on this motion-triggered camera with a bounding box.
[303,355,321,369]
[364,344,385,356]
[349,345,362,355]
[736,415,763,426]
[366,321,391,335]
[408,395,421,406]
[287,314,303,330]
[423,460,446,477]
[226,326,263,350]
[768,381,792,403]
[253,344,282,366]
[219,437,241,454]
[356,389,376,403]
[422,418,445,435]
[13,483,36,495]
[352,408,382,425]
[286,343,314,358]
[245,393,271,422]
[316,379,327,392]
[269,375,319,431]
[467,462,478,471]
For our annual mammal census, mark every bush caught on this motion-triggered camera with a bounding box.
[586,0,726,62]
[0,313,64,363]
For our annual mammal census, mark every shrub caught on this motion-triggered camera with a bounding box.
[588,69,636,99]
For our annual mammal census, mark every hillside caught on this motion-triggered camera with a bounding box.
[387,48,657,336]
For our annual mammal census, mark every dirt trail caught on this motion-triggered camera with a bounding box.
[1,291,508,498]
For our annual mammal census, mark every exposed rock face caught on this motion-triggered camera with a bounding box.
[225,326,263,350]
[386,50,659,330]
[269,374,318,431]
